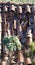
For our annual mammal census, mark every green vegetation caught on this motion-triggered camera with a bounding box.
[30,42,35,52]
[25,42,35,58]
[3,36,21,51]
[32,62,35,65]
[0,0,35,2]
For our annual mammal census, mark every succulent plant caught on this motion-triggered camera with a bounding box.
[29,42,35,55]
[25,42,35,58]
[30,42,35,50]
[3,36,21,52]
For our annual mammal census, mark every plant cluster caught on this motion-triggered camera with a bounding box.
[3,36,21,51]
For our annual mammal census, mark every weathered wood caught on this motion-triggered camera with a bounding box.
[26,29,32,46]
[32,4,35,15]
[14,19,17,29]
[0,14,2,22]
[33,15,35,41]
[0,23,2,32]
[1,5,7,37]
[0,32,2,43]
[34,15,35,23]
[1,61,7,65]
[17,50,24,65]
[0,2,34,5]
[0,8,2,61]
[9,5,15,35]
[25,57,32,65]
[1,5,9,59]
[3,56,8,61]
[17,5,22,14]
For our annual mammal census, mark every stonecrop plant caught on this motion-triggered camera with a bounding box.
[25,42,35,58]
[3,36,21,52]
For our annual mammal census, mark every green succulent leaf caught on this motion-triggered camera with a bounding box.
[3,37,10,45]
[2,36,21,51]
[30,42,35,51]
